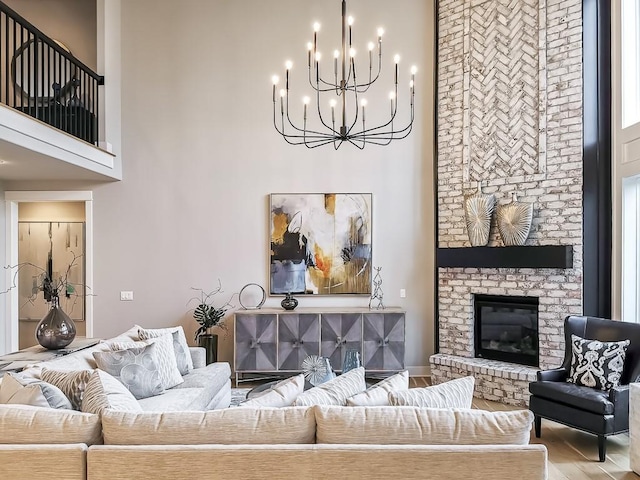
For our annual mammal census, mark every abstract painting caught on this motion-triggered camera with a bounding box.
[270,193,372,295]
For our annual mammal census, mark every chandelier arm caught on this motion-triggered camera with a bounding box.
[346,137,366,150]
[345,74,361,136]
[283,92,338,137]
[315,87,339,135]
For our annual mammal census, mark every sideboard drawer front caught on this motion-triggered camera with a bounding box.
[320,313,363,371]
[278,314,320,370]
[362,313,405,370]
[235,314,277,371]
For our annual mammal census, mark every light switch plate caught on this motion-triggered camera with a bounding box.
[120,291,134,301]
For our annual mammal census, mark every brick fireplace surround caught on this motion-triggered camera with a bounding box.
[430,0,583,406]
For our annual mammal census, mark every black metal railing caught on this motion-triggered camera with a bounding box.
[0,1,103,145]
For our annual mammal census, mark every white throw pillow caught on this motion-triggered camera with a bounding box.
[137,325,194,372]
[106,333,184,390]
[294,367,366,406]
[388,376,475,408]
[240,374,305,408]
[41,369,93,411]
[0,372,72,409]
[346,370,409,406]
[82,369,143,415]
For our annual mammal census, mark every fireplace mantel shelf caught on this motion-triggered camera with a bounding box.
[436,245,573,269]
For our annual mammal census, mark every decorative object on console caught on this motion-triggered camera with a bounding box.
[368,266,384,309]
[464,182,496,246]
[281,292,299,310]
[301,355,335,386]
[238,283,266,310]
[270,0,417,149]
[270,193,372,295]
[342,349,361,373]
[189,281,234,365]
[496,193,534,246]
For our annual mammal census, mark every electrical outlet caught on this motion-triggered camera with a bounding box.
[400,289,406,298]
[120,291,134,301]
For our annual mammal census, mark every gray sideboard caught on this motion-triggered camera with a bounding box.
[234,308,405,384]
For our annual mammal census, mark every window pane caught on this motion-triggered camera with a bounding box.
[622,175,640,323]
[622,0,640,128]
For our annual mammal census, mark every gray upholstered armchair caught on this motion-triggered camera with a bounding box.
[529,316,640,461]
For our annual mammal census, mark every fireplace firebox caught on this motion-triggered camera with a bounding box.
[474,294,539,367]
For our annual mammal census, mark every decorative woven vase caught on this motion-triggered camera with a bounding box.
[497,193,534,246]
[464,182,496,246]
[35,296,76,350]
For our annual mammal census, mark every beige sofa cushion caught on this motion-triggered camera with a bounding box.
[102,407,316,445]
[240,374,305,408]
[389,376,475,408]
[294,367,366,406]
[0,404,102,445]
[0,372,72,409]
[346,370,409,406]
[315,406,533,445]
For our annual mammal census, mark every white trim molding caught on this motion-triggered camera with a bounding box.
[2,191,94,353]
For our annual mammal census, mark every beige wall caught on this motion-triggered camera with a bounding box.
[8,0,436,371]
[4,0,97,71]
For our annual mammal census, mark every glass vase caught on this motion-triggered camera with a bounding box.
[342,349,361,373]
[35,296,76,350]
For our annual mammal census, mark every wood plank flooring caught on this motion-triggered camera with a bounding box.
[409,376,638,480]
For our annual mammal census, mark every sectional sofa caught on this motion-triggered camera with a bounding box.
[0,327,548,479]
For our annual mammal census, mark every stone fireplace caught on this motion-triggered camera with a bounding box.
[430,0,583,406]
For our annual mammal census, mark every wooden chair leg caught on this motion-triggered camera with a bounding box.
[598,435,606,462]
[534,415,541,438]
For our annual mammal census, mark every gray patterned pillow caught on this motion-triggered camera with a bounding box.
[568,334,630,390]
[82,369,143,415]
[107,333,184,390]
[41,369,93,411]
[93,343,164,399]
[137,326,193,374]
[0,373,72,410]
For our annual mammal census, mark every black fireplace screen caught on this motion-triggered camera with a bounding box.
[474,294,539,367]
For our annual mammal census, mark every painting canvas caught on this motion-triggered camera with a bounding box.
[270,193,372,295]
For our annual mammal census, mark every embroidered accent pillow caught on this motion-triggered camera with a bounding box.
[82,369,143,415]
[0,372,72,410]
[388,375,475,408]
[107,333,184,390]
[346,370,409,407]
[293,367,366,406]
[41,369,93,411]
[93,343,164,399]
[568,334,630,390]
[137,325,193,373]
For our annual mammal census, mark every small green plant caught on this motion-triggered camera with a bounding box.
[189,281,233,341]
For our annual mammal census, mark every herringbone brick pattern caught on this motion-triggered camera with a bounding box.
[467,0,541,181]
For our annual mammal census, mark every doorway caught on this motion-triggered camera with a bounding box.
[4,191,93,353]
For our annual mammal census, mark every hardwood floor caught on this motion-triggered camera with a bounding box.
[408,377,637,479]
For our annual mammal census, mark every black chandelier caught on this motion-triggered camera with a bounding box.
[271,0,417,149]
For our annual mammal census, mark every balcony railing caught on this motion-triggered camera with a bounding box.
[0,1,104,145]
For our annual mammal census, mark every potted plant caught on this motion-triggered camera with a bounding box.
[190,281,233,365]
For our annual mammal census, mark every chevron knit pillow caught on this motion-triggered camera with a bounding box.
[388,375,475,408]
[293,367,366,406]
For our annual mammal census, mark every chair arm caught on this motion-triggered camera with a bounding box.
[189,346,206,369]
[537,367,568,382]
[609,384,629,406]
